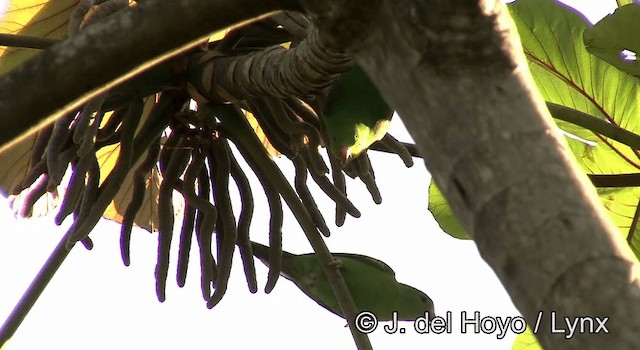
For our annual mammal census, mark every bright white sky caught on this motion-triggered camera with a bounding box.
[0,1,7,19]
[0,1,618,349]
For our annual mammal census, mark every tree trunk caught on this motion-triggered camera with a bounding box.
[300,0,640,348]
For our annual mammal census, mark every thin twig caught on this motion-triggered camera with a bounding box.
[0,33,59,50]
[0,231,75,345]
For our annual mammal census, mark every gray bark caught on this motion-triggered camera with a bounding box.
[192,26,351,102]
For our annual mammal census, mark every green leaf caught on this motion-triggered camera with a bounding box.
[509,0,640,176]
[584,4,640,77]
[512,326,543,350]
[427,181,470,240]
[598,186,640,257]
[509,0,640,257]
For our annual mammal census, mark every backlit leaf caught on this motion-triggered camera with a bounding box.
[99,96,164,232]
[0,0,79,201]
[584,4,640,77]
[511,326,543,350]
[242,108,281,158]
[509,0,640,176]
[509,0,640,258]
[427,182,469,240]
[0,0,79,74]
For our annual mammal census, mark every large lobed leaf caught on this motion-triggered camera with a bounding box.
[0,0,79,211]
[0,0,78,74]
[510,0,640,257]
[584,4,640,77]
[509,0,640,175]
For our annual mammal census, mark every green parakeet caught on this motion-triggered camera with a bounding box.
[321,66,394,164]
[251,242,434,321]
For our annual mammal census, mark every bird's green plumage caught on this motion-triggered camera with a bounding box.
[251,242,433,321]
[321,66,394,164]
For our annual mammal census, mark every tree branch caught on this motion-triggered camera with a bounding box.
[301,0,640,348]
[189,25,351,102]
[0,33,58,50]
[0,0,300,153]
[371,140,640,188]
[0,230,73,345]
[547,102,640,151]
[369,104,640,187]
